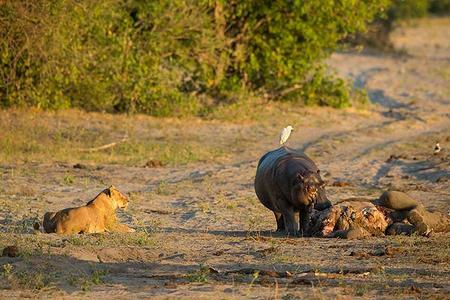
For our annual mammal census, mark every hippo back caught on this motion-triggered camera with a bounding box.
[257,147,318,174]
[256,146,318,181]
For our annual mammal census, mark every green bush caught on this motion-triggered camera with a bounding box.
[352,0,434,51]
[429,0,450,14]
[384,0,450,22]
[0,0,390,115]
[1,1,220,116]
[223,1,388,90]
[388,0,429,20]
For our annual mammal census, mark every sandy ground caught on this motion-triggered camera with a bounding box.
[0,18,449,299]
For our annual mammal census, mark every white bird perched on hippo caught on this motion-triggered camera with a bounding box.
[254,146,331,236]
[279,126,294,145]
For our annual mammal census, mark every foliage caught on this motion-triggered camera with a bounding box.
[285,69,352,108]
[218,0,389,95]
[389,0,450,17]
[388,0,429,20]
[386,0,450,21]
[0,1,219,115]
[429,0,450,14]
[354,0,438,51]
[0,0,390,115]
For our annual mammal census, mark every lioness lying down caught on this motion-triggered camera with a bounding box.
[309,191,449,239]
[43,186,135,234]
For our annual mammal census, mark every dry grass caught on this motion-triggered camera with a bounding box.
[0,109,228,166]
[0,105,374,167]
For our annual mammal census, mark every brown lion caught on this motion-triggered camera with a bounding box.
[43,186,135,234]
[309,191,449,239]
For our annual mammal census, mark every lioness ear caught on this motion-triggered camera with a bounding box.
[317,170,320,175]
[104,187,112,197]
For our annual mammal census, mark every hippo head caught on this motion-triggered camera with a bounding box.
[292,170,331,210]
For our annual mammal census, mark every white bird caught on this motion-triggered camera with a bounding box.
[279,125,294,145]
[433,142,441,154]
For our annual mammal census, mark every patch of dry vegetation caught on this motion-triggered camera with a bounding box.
[0,106,375,167]
[0,109,227,166]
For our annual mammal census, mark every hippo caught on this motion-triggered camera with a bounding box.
[254,146,332,236]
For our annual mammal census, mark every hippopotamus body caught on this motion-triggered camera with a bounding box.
[254,146,332,236]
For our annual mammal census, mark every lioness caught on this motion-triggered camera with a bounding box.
[43,186,135,234]
[309,191,449,239]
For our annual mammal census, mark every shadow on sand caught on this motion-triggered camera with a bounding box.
[1,251,448,295]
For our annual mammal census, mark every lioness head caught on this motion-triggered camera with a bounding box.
[360,206,388,232]
[104,185,129,209]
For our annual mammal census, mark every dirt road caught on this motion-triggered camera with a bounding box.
[0,18,449,299]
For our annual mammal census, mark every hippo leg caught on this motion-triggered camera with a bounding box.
[274,212,285,232]
[299,206,312,237]
[282,208,300,236]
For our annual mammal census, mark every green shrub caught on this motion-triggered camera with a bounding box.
[352,0,432,51]
[217,0,389,99]
[0,1,220,116]
[280,68,353,108]
[388,0,429,20]
[0,0,390,115]
[429,0,450,14]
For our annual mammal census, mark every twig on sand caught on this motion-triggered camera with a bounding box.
[144,209,175,215]
[78,135,128,152]
[215,266,378,278]
[221,268,294,278]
